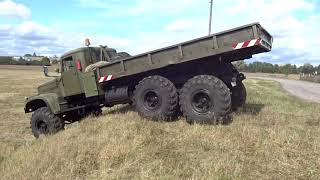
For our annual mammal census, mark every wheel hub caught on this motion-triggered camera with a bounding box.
[192,91,213,114]
[37,121,48,134]
[143,91,161,110]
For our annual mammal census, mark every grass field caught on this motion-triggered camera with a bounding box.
[0,66,319,179]
[245,72,301,80]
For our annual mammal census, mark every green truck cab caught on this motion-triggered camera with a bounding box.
[25,23,273,138]
[25,47,100,113]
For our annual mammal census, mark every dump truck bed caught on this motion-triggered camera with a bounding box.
[96,22,272,82]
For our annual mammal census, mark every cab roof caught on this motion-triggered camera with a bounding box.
[61,47,88,59]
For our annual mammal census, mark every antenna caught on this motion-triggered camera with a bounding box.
[208,0,213,35]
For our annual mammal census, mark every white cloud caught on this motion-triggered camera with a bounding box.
[165,20,193,32]
[77,0,196,16]
[0,24,11,30]
[0,0,31,19]
[0,0,319,66]
[129,0,195,15]
[13,21,52,40]
[0,24,12,37]
[212,0,320,65]
[51,20,100,30]
[227,0,314,17]
[0,20,132,56]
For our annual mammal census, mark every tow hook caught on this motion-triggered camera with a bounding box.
[231,73,246,87]
[231,77,237,87]
[238,73,246,81]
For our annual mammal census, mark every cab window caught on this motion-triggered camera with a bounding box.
[62,58,75,72]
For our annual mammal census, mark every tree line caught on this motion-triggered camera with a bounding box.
[0,56,51,66]
[233,61,320,75]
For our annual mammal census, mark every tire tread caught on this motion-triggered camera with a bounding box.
[179,75,231,124]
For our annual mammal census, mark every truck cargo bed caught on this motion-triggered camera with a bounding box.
[97,22,272,82]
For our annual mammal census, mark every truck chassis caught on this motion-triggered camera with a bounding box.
[25,22,272,138]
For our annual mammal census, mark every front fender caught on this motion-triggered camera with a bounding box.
[25,93,60,114]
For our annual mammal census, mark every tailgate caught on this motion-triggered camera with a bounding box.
[229,23,273,62]
[257,24,273,51]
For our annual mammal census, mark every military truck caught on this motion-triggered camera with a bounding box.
[25,23,272,138]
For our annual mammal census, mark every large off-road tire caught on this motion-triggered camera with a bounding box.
[133,76,178,121]
[30,107,64,138]
[179,75,231,124]
[231,81,247,111]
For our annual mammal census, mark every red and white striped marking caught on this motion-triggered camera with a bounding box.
[98,75,113,83]
[232,39,261,50]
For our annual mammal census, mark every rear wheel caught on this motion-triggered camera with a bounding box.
[231,81,247,111]
[179,75,231,124]
[133,76,178,121]
[31,107,64,138]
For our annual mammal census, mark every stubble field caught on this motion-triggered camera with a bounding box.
[0,65,319,179]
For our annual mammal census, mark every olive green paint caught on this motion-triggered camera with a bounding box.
[24,22,273,115]
[25,93,61,114]
[80,72,99,98]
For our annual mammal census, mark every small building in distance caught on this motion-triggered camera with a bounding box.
[49,55,61,64]
[11,53,61,65]
[23,52,44,62]
[12,56,23,61]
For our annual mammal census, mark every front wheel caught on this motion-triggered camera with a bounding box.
[179,75,231,124]
[30,107,64,138]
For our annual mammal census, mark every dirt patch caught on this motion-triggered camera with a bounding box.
[0,92,18,100]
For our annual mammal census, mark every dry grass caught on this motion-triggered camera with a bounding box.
[0,67,319,179]
[245,72,301,80]
[0,65,58,71]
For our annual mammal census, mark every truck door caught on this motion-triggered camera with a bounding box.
[61,57,82,96]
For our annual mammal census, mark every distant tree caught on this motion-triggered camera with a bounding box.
[246,62,274,73]
[262,62,274,73]
[33,52,37,57]
[51,59,59,65]
[280,64,294,75]
[231,61,315,75]
[30,60,41,66]
[292,65,298,74]
[300,63,314,74]
[41,57,51,66]
[24,54,32,57]
[0,56,13,64]
[274,64,279,73]
[232,60,247,71]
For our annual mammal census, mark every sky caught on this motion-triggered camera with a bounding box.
[0,0,319,65]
